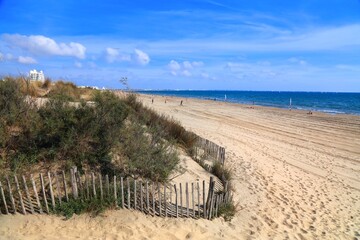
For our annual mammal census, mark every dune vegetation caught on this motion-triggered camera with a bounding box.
[0,76,197,182]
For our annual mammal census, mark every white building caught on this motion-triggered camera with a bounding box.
[28,70,45,82]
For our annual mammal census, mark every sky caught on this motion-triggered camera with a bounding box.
[0,0,360,91]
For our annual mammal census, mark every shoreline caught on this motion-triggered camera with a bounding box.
[137,91,360,116]
[1,91,359,239]
[137,92,360,120]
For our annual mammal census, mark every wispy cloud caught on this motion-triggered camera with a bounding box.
[18,56,37,64]
[105,47,150,65]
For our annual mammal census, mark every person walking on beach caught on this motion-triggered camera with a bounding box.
[152,98,154,104]
[180,100,183,106]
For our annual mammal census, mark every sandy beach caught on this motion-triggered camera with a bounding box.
[1,94,359,239]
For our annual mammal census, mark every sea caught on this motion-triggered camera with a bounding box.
[137,90,360,116]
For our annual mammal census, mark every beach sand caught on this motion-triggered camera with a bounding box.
[1,94,359,239]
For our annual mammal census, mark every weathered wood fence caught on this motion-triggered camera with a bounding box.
[194,136,225,166]
[0,169,231,219]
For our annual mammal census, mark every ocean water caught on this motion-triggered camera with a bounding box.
[137,90,360,115]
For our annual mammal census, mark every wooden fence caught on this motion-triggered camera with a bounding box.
[193,135,226,167]
[0,169,231,219]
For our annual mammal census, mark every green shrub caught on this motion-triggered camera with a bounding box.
[211,161,232,183]
[52,197,117,219]
[218,202,236,221]
[119,123,179,182]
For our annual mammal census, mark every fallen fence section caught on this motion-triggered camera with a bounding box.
[0,169,231,220]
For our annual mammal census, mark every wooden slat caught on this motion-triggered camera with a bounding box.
[105,175,110,197]
[158,183,161,217]
[99,173,103,200]
[113,176,117,205]
[134,180,137,210]
[22,175,34,214]
[62,171,69,202]
[164,185,167,217]
[85,173,90,199]
[30,174,42,213]
[140,181,143,212]
[76,172,83,199]
[91,172,96,197]
[203,180,206,219]
[40,173,49,213]
[179,183,183,217]
[6,177,16,214]
[186,182,189,217]
[174,184,178,218]
[152,183,155,216]
[0,181,9,214]
[120,177,124,208]
[215,195,219,217]
[14,175,26,215]
[54,173,62,205]
[146,181,149,213]
[127,178,130,209]
[70,168,78,199]
[197,182,200,218]
[192,182,195,217]
[47,172,56,210]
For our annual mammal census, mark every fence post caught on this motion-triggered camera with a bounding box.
[164,185,167,217]
[62,171,68,202]
[174,184,178,218]
[140,181,144,212]
[151,183,155,216]
[157,183,161,217]
[179,183,183,217]
[146,181,149,213]
[113,176,117,205]
[120,177,124,208]
[91,172,96,198]
[14,176,25,214]
[54,173,62,205]
[197,182,200,218]
[203,180,206,219]
[70,168,78,199]
[134,180,137,210]
[0,181,9,214]
[31,174,42,213]
[6,177,16,214]
[46,172,55,211]
[99,173,103,201]
[186,182,189,217]
[127,178,130,209]
[105,175,110,197]
[40,173,49,213]
[192,182,195,217]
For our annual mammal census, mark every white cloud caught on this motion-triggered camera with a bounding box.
[105,47,149,65]
[18,56,37,64]
[183,61,193,69]
[168,59,204,77]
[182,70,192,77]
[192,61,204,67]
[168,60,181,71]
[288,57,307,65]
[133,49,150,65]
[105,47,131,63]
[75,61,82,68]
[0,52,36,64]
[3,34,86,59]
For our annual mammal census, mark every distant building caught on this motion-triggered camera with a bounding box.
[28,70,45,82]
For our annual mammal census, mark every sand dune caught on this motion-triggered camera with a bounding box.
[1,94,359,239]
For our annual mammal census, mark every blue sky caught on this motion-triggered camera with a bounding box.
[0,0,360,91]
